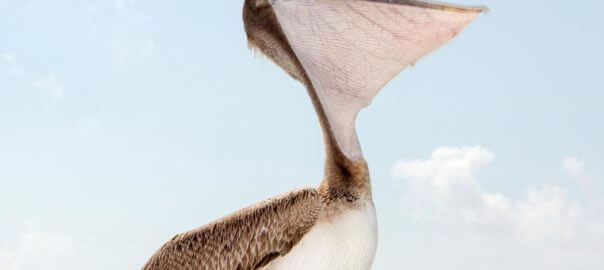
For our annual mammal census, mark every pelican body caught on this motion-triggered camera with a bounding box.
[142,0,484,269]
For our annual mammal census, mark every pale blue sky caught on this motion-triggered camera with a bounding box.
[1,0,603,269]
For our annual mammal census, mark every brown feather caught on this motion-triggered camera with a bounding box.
[142,188,321,270]
[143,1,484,269]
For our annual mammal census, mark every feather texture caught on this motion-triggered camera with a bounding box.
[142,1,484,269]
[142,188,321,270]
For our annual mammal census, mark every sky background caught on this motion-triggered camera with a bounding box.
[1,0,603,269]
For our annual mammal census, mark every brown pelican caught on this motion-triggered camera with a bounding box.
[143,0,485,269]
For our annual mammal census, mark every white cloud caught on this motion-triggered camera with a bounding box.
[563,156,585,179]
[392,146,604,269]
[111,0,155,65]
[31,74,64,100]
[0,226,91,270]
[139,39,156,59]
[78,118,102,135]
[2,53,23,77]
[0,224,149,270]
[114,0,128,14]
[2,53,64,100]
[2,53,16,64]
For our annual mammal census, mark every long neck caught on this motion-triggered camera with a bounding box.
[302,81,371,200]
[242,0,371,200]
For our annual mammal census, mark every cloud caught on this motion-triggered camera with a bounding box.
[0,223,149,270]
[563,156,586,179]
[31,74,64,100]
[2,53,16,64]
[2,53,23,77]
[0,226,92,270]
[392,146,604,269]
[2,53,64,101]
[111,0,155,65]
[114,0,128,14]
[78,117,102,135]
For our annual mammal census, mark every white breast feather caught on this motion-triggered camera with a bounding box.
[264,202,378,270]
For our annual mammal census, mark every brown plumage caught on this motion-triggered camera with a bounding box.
[142,188,321,270]
[142,0,484,269]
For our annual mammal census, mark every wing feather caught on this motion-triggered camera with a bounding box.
[142,188,321,270]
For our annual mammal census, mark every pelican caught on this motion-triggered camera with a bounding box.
[143,0,485,269]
